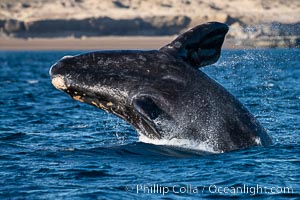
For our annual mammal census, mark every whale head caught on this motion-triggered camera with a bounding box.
[49,50,191,139]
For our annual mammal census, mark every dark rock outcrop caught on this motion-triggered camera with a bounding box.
[0,16,190,38]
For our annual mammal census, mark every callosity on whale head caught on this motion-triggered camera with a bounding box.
[50,22,272,153]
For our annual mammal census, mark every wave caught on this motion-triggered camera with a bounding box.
[78,142,213,159]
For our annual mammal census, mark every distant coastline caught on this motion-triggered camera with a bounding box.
[1,0,299,49]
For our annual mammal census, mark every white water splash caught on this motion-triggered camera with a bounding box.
[27,79,39,84]
[255,137,262,145]
[138,134,222,154]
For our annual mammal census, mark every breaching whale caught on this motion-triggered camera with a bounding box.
[49,22,272,153]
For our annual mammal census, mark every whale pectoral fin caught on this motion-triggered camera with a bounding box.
[133,96,164,122]
[160,22,229,68]
[133,96,166,139]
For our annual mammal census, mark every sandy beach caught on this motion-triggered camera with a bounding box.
[0,36,240,50]
[0,37,170,50]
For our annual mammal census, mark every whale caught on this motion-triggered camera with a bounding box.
[49,22,272,153]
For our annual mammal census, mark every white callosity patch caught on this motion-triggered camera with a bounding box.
[51,75,67,90]
[61,55,74,60]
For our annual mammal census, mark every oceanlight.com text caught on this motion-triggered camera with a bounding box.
[124,184,294,196]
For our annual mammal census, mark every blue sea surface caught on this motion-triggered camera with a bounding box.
[0,49,299,199]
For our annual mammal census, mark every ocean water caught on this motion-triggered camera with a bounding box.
[0,49,299,199]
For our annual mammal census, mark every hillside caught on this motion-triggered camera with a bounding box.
[0,0,299,48]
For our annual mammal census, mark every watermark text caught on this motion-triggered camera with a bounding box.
[124,184,294,196]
